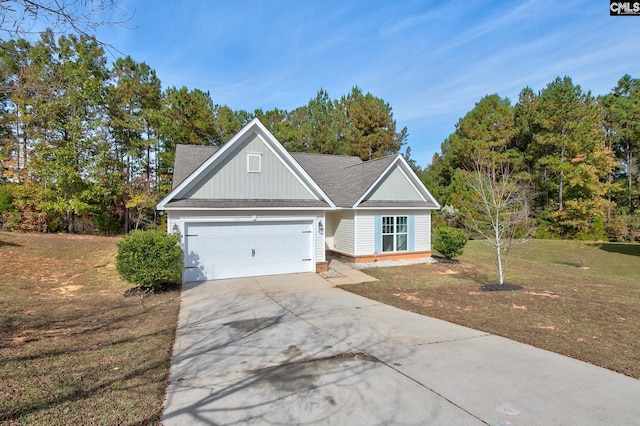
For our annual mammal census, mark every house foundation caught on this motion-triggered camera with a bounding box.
[327,250,432,264]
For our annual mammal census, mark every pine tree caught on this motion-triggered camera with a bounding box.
[532,77,614,237]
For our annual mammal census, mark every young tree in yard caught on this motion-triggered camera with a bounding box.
[427,94,522,209]
[463,158,531,286]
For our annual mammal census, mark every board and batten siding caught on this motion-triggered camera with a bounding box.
[366,167,425,201]
[354,210,432,256]
[184,135,315,200]
[167,210,325,263]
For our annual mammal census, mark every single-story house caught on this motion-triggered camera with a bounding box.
[157,118,440,282]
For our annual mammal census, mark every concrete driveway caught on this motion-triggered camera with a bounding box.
[162,273,640,425]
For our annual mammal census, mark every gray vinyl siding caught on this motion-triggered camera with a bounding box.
[366,167,424,201]
[184,135,315,200]
[332,210,355,256]
[355,210,432,255]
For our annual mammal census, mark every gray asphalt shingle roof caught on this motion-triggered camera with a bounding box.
[170,145,436,208]
[172,145,219,189]
[291,152,396,207]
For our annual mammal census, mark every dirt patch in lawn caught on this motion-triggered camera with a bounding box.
[0,231,181,425]
[340,239,640,379]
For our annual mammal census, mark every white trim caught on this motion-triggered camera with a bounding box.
[179,216,315,223]
[355,206,439,210]
[381,215,409,253]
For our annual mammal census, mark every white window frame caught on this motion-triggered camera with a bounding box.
[381,215,408,252]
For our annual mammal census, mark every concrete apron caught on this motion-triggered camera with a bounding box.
[162,273,640,425]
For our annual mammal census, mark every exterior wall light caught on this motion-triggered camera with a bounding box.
[318,220,324,235]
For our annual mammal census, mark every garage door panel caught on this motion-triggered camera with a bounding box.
[184,221,314,281]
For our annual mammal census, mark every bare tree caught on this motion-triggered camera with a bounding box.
[463,157,532,286]
[0,0,131,41]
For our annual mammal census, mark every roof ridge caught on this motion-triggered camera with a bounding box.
[291,151,361,159]
[343,153,397,170]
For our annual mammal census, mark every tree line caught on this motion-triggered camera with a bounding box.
[423,75,640,242]
[2,31,638,242]
[0,31,408,233]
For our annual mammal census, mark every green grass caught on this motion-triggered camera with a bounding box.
[341,239,640,379]
[0,232,180,425]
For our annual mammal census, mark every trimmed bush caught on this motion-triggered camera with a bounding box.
[434,226,468,259]
[116,230,183,290]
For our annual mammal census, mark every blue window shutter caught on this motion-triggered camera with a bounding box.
[374,216,382,253]
[408,215,415,251]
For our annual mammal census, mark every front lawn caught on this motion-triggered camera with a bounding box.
[340,239,640,379]
[0,232,180,425]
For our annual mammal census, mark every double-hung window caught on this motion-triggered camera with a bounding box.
[382,216,408,252]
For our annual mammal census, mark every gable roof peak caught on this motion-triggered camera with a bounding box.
[158,117,336,210]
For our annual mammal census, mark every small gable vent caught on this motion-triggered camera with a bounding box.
[247,153,262,173]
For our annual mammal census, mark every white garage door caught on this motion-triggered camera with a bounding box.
[183,221,314,281]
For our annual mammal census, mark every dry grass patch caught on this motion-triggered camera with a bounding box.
[341,239,640,379]
[0,232,180,425]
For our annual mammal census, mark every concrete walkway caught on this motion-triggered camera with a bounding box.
[321,258,378,285]
[162,272,640,425]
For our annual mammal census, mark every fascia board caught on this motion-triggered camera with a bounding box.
[353,206,440,210]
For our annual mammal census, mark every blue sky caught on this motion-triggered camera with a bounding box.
[96,0,639,168]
